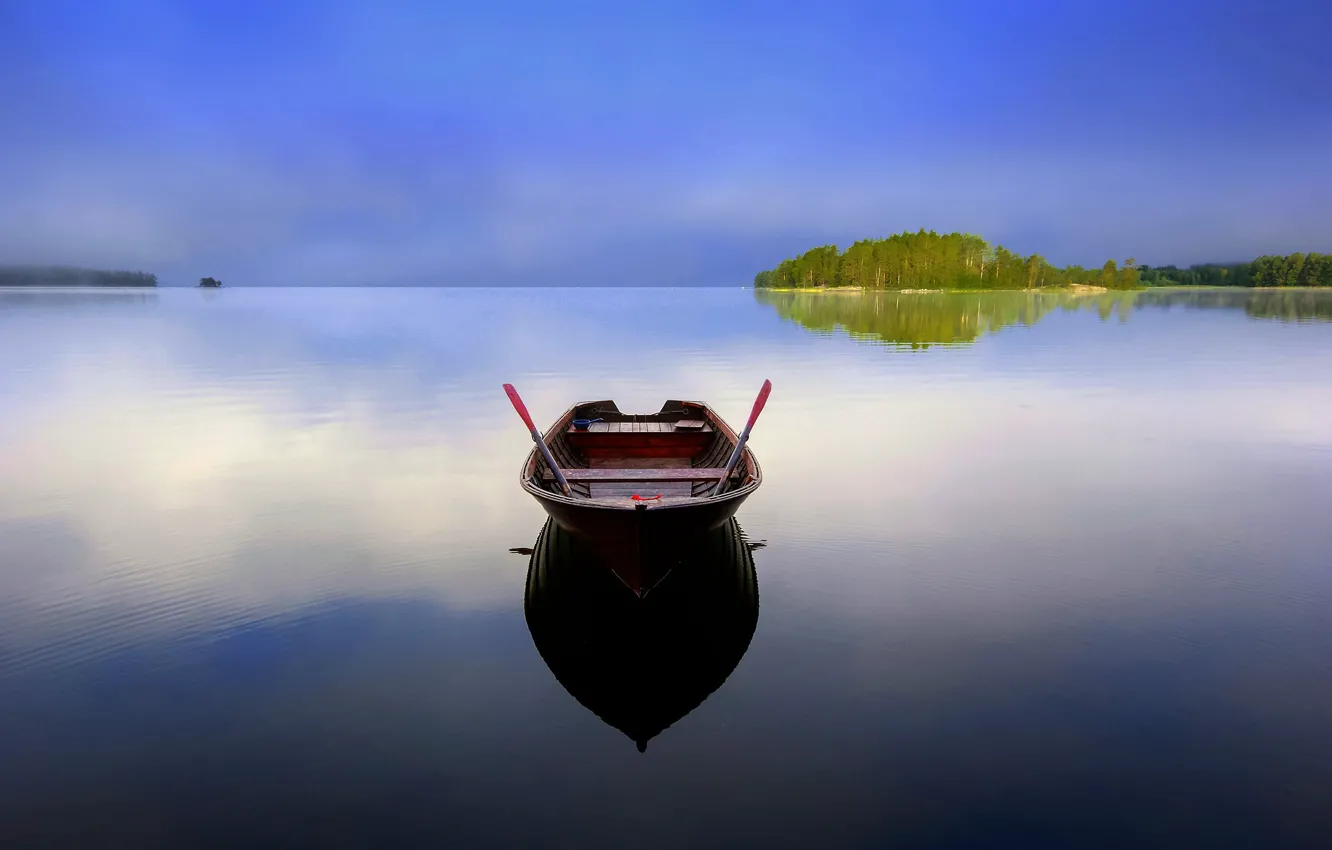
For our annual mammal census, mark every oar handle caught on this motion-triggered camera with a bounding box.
[503,383,572,497]
[715,379,771,495]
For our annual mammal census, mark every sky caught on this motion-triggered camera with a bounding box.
[2,0,1330,286]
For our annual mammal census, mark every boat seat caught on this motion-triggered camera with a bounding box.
[542,467,732,482]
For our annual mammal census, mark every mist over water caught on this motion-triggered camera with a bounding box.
[2,287,1330,848]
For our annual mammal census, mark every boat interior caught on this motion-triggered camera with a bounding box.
[527,400,756,500]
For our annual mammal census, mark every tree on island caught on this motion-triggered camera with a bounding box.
[198,277,222,288]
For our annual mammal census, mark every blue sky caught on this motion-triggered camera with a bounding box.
[3,0,1330,285]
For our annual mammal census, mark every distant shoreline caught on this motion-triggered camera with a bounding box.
[0,286,157,290]
[0,266,158,288]
[759,284,1111,294]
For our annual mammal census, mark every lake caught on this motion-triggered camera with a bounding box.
[2,287,1330,849]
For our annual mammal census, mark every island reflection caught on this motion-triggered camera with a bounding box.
[755,288,1332,347]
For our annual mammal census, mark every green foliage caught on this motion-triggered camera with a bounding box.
[1139,253,1331,288]
[1138,263,1251,286]
[753,231,1139,291]
[0,266,157,287]
[1099,260,1118,289]
[1117,258,1140,290]
[1250,253,1332,287]
[758,238,1332,291]
[198,277,223,288]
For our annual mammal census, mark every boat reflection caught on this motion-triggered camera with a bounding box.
[523,517,761,752]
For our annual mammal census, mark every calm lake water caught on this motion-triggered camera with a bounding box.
[2,287,1330,849]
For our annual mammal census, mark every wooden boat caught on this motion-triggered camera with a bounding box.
[524,516,760,752]
[518,398,763,594]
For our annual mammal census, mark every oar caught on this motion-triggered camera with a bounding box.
[713,379,772,496]
[503,383,572,496]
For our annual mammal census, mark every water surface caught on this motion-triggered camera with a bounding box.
[2,287,1330,848]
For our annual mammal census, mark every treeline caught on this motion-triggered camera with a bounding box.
[0,266,158,287]
[753,231,1139,291]
[1139,253,1332,288]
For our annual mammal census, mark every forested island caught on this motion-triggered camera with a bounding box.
[0,266,158,287]
[753,231,1331,290]
[753,231,1140,290]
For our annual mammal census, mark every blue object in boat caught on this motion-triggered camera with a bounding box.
[572,418,603,431]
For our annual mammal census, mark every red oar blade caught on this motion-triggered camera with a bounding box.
[713,379,772,497]
[503,383,537,433]
[503,383,571,495]
[746,379,772,430]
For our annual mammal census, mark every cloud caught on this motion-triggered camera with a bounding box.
[5,128,1331,285]
[2,0,1330,282]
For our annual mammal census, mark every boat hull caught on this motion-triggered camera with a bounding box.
[529,488,752,593]
[516,398,763,595]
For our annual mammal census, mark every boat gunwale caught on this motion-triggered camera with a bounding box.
[518,399,762,512]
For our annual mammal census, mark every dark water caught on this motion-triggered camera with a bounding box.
[1,287,1330,849]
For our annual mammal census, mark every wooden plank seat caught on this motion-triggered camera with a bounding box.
[572,421,713,433]
[564,426,714,459]
[542,467,732,482]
